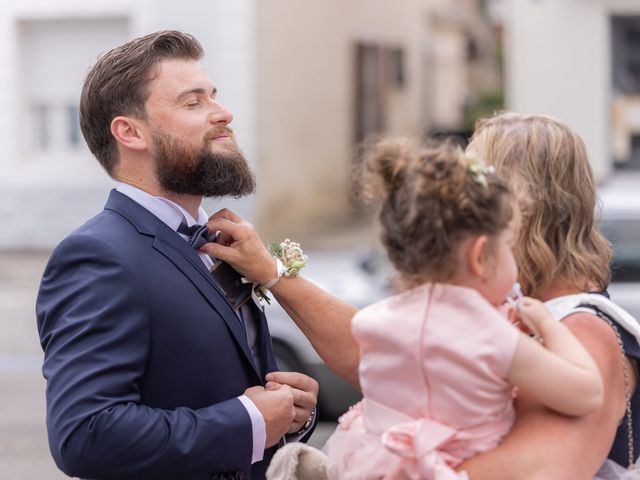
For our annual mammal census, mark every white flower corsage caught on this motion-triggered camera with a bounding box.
[250,239,308,307]
[268,239,308,278]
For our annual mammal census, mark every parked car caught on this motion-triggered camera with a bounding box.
[265,247,391,420]
[598,172,640,319]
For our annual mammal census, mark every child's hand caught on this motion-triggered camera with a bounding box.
[515,297,554,339]
[499,302,533,335]
[504,282,533,334]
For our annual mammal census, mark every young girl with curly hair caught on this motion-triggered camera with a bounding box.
[322,139,604,480]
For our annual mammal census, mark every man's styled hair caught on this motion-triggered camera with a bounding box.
[471,112,612,298]
[79,30,203,175]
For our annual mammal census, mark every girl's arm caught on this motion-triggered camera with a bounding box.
[506,298,604,416]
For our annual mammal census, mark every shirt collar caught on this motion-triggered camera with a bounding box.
[115,182,208,231]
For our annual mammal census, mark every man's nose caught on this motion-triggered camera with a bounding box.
[208,100,233,125]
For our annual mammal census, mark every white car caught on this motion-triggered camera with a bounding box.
[598,172,640,318]
[265,247,391,420]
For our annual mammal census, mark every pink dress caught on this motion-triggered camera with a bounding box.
[324,283,520,480]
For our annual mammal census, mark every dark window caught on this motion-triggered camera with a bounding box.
[32,104,49,149]
[354,43,387,144]
[388,48,405,88]
[612,16,640,95]
[466,37,479,62]
[601,215,640,282]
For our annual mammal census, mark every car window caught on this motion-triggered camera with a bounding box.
[601,216,640,282]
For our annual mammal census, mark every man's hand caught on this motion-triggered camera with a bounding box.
[200,209,276,285]
[244,385,295,448]
[265,371,319,434]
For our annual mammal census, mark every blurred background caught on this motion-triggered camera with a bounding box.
[1,0,640,477]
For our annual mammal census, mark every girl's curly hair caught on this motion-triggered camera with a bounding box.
[360,138,514,287]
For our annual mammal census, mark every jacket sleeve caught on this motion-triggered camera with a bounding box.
[36,234,254,479]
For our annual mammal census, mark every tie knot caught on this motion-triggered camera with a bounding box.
[177,222,215,250]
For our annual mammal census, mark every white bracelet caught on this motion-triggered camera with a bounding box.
[262,258,284,290]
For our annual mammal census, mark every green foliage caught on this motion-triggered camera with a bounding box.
[464,91,505,132]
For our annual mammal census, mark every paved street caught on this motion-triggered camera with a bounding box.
[0,251,63,479]
[0,250,335,479]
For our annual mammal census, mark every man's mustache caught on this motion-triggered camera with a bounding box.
[206,126,235,141]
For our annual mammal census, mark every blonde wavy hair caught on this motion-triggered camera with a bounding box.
[469,112,611,298]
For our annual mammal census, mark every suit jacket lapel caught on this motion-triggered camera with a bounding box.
[104,190,261,379]
[151,236,262,378]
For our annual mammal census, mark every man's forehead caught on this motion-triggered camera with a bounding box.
[149,58,215,99]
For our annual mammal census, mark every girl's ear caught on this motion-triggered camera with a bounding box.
[467,235,490,279]
[110,116,148,152]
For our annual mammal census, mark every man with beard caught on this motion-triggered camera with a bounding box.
[36,31,318,480]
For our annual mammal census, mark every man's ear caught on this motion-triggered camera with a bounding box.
[467,235,490,279]
[110,116,148,151]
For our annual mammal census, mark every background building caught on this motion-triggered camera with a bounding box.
[501,0,640,179]
[0,0,499,248]
[1,0,259,248]
[256,0,501,240]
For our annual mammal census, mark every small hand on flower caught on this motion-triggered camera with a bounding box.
[514,297,554,341]
[504,282,530,333]
[505,284,553,339]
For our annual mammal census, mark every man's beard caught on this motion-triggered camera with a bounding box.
[152,128,256,198]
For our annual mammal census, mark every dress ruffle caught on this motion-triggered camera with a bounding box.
[325,401,469,480]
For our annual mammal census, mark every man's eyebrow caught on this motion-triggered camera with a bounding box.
[176,87,217,100]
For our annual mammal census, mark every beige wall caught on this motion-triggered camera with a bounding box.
[255,0,498,242]
[256,0,439,242]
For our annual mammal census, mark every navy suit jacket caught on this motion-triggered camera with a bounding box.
[36,190,294,480]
